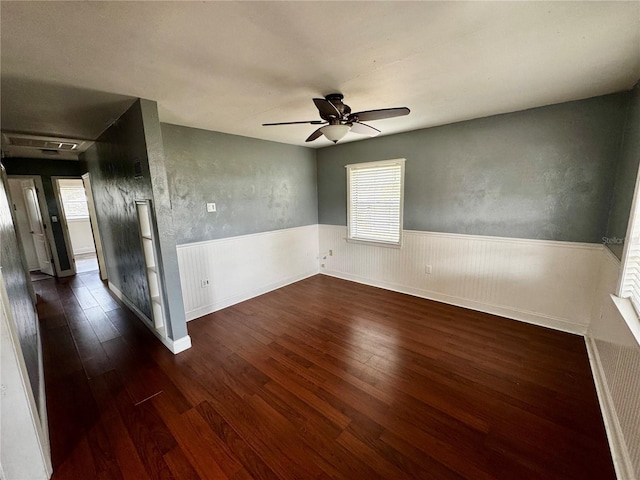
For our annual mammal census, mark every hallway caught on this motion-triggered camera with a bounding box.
[38,272,615,480]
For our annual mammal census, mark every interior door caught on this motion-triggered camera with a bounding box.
[21,180,54,276]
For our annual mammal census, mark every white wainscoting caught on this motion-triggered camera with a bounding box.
[176,225,319,321]
[587,248,640,480]
[319,225,602,334]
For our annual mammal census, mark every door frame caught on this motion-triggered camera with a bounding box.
[6,175,66,277]
[19,179,54,276]
[51,176,83,278]
[81,173,108,280]
[6,177,40,272]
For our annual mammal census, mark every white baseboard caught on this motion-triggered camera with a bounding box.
[185,269,318,321]
[108,282,191,355]
[585,336,634,480]
[321,269,586,335]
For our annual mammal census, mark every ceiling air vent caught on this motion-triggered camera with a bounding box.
[7,136,79,150]
[0,132,93,160]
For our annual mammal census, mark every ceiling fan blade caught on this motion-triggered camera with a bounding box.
[305,128,324,142]
[349,122,380,137]
[349,107,410,122]
[313,98,341,118]
[262,120,325,126]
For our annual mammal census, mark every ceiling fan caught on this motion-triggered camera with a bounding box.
[262,93,410,144]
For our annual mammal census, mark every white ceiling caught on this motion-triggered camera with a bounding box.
[1,1,639,148]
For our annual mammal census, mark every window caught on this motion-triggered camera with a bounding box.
[346,158,405,246]
[59,185,89,219]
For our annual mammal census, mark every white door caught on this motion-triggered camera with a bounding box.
[21,180,54,276]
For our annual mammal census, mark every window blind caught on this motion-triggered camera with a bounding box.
[347,160,404,245]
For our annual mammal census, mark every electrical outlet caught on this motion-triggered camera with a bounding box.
[321,263,325,268]
[329,249,333,256]
[206,202,217,213]
[425,265,432,275]
[200,279,210,288]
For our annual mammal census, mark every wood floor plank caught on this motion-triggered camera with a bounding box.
[40,272,615,480]
[88,374,152,480]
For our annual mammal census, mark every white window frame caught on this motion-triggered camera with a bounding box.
[346,158,405,247]
[614,164,640,346]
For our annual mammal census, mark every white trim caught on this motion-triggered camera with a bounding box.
[585,336,635,480]
[72,246,97,256]
[171,335,193,354]
[51,176,78,277]
[321,269,586,335]
[403,228,603,250]
[604,245,640,348]
[36,315,51,473]
[617,156,640,296]
[176,224,316,250]
[0,268,52,479]
[108,282,191,354]
[345,237,403,249]
[184,269,318,321]
[82,172,108,281]
[610,295,640,347]
[56,268,75,278]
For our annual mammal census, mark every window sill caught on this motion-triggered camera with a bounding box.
[345,238,402,249]
[610,294,640,347]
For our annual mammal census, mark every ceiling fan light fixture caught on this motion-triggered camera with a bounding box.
[321,124,350,143]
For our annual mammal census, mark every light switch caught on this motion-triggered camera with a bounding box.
[207,203,216,213]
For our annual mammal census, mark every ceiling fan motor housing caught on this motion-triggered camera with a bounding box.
[323,93,351,121]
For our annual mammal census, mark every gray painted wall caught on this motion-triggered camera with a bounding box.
[3,158,83,271]
[0,165,41,415]
[606,83,640,259]
[317,93,628,243]
[161,123,318,245]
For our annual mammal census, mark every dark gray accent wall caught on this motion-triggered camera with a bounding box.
[317,93,628,243]
[161,123,318,245]
[82,100,155,321]
[82,99,187,341]
[3,158,83,271]
[606,83,640,259]
[0,164,41,415]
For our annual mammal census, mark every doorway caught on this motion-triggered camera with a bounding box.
[7,177,55,278]
[53,176,107,280]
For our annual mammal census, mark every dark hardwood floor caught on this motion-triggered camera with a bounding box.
[37,271,615,479]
